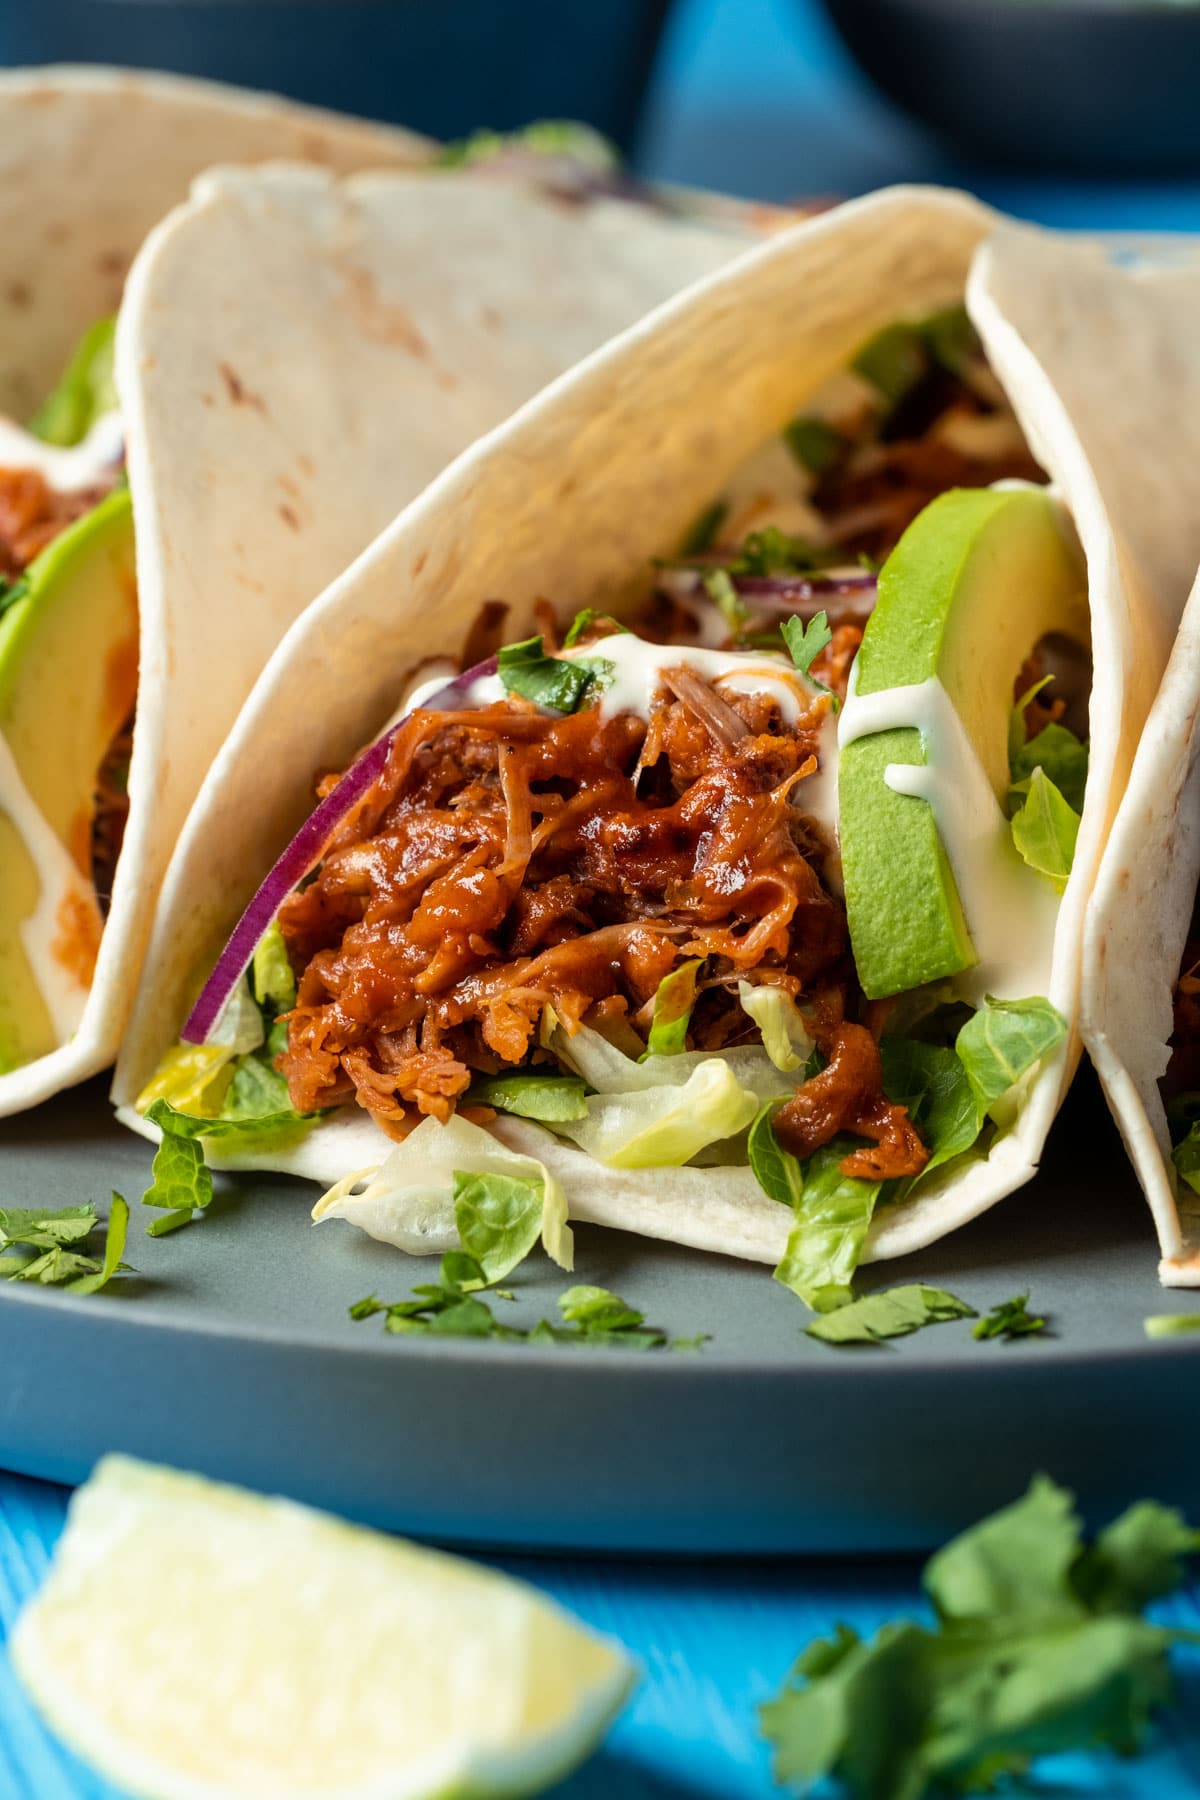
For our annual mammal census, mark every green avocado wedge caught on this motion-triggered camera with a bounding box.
[0,488,137,1072]
[839,486,1088,1001]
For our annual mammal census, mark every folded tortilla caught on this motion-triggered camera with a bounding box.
[114,188,1195,1273]
[1,89,757,1116]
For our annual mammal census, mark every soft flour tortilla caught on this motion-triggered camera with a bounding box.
[114,187,1191,1267]
[2,138,756,1118]
[1081,572,1200,1285]
[980,235,1200,1286]
[0,64,429,419]
[112,189,1194,1274]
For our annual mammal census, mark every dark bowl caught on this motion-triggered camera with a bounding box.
[817,0,1200,173]
[0,0,672,154]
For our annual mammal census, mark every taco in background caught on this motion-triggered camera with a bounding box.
[0,88,763,1115]
[117,188,1191,1303]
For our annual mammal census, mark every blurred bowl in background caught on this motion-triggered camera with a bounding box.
[815,0,1200,173]
[0,0,673,152]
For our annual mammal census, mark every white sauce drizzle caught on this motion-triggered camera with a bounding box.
[0,411,124,494]
[838,665,1059,1002]
[0,729,98,1040]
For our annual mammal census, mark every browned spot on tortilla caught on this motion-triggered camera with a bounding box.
[278,503,301,532]
[44,221,69,246]
[299,130,334,165]
[480,305,502,334]
[219,362,267,413]
[278,473,301,500]
[298,452,315,478]
[337,262,457,386]
[26,89,61,107]
[434,367,461,393]
[5,282,30,311]
[52,888,102,987]
[412,550,428,578]
[201,392,215,408]
[1118,867,1131,891]
[95,248,126,279]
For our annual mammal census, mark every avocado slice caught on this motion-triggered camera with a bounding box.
[838,486,1088,1001]
[0,487,137,1071]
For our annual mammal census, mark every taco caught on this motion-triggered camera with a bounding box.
[115,189,1184,1303]
[1081,572,1200,1286]
[0,95,756,1114]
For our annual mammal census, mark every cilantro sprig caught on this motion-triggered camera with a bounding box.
[496,635,611,713]
[974,1292,1047,1340]
[761,1475,1200,1799]
[0,1198,130,1293]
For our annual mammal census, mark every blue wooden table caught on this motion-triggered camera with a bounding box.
[4,1,1200,1795]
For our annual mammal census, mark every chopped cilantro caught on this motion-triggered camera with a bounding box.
[761,1475,1200,1797]
[973,1292,1046,1340]
[0,1196,131,1293]
[781,612,837,707]
[496,635,609,713]
[805,1284,975,1345]
[560,609,628,650]
[349,1258,701,1350]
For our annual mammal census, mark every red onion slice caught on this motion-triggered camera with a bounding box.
[181,656,498,1044]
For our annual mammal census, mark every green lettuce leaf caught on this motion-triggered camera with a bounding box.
[852,320,930,404]
[768,1132,881,1313]
[554,1057,759,1169]
[315,1110,574,1275]
[141,1104,214,1224]
[496,635,609,713]
[805,1283,975,1345]
[738,981,813,1073]
[467,1070,588,1122]
[29,316,117,445]
[1010,766,1080,892]
[645,960,702,1057]
[1171,1123,1200,1196]
[1010,720,1089,814]
[451,1169,544,1285]
[878,1038,980,1202]
[550,1020,791,1106]
[0,1205,97,1251]
[954,995,1067,1121]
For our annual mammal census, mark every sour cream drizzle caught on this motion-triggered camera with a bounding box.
[838,666,1060,1003]
[0,730,98,1039]
[0,411,124,494]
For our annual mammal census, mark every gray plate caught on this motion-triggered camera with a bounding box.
[0,1070,1196,1553]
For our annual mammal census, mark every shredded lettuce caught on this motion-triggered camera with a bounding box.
[550,1021,790,1108]
[314,1111,573,1273]
[250,921,297,1015]
[467,1070,588,1122]
[645,961,701,1057]
[879,1038,980,1194]
[553,1057,760,1169]
[738,981,813,1073]
[451,1170,545,1284]
[772,1137,881,1313]
[1009,766,1080,892]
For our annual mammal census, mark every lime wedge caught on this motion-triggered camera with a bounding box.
[12,1456,633,1800]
